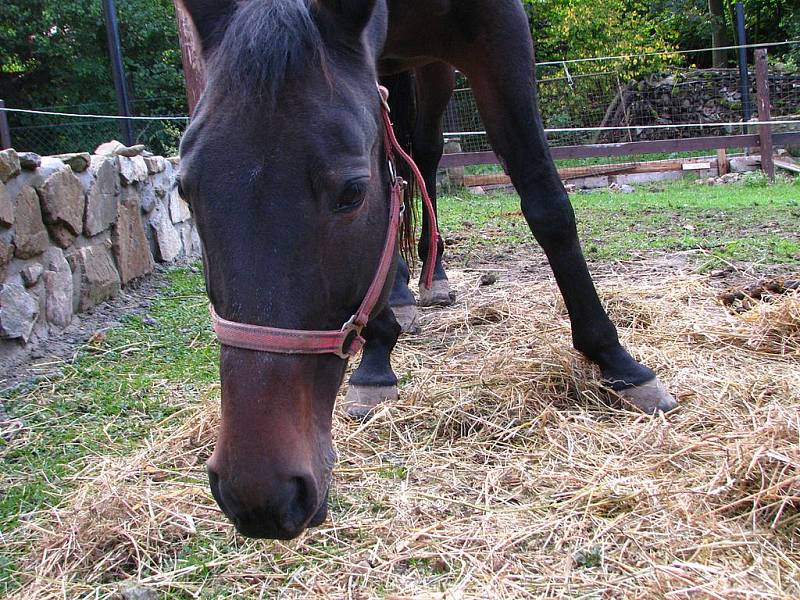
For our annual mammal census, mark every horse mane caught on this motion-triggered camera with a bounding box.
[208,0,327,106]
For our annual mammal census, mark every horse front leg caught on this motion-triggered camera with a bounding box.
[450,12,677,414]
[344,306,402,420]
[389,255,420,334]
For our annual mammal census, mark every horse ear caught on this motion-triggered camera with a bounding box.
[317,0,377,33]
[177,0,238,54]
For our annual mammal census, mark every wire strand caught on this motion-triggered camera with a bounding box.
[537,40,800,67]
[0,107,189,121]
[3,107,798,136]
[445,119,800,137]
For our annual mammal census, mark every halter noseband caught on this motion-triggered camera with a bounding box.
[210,85,438,359]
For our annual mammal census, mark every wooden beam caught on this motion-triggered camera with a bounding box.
[173,1,207,117]
[774,132,800,146]
[755,48,775,181]
[774,159,800,174]
[717,149,729,175]
[438,131,800,169]
[549,135,761,160]
[0,100,10,150]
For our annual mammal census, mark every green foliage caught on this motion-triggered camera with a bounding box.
[526,0,800,75]
[0,0,186,154]
[0,0,183,108]
[525,0,684,77]
[648,0,800,67]
[783,9,800,68]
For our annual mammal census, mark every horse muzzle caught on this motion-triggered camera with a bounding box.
[208,466,331,540]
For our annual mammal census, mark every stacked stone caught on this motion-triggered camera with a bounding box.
[0,142,200,350]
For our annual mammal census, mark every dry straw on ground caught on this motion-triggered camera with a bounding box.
[7,262,800,599]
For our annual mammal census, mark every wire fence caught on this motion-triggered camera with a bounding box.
[2,43,800,168]
[446,55,800,160]
[5,97,188,157]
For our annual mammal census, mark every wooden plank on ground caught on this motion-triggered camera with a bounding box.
[461,158,720,187]
[774,159,800,174]
[682,162,712,171]
[463,174,511,187]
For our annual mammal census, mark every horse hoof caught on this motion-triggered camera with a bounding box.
[615,377,679,415]
[419,280,456,307]
[343,385,399,421]
[391,304,421,335]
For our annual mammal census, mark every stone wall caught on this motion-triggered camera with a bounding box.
[0,142,199,355]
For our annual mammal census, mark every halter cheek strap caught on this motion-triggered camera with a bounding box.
[210,84,438,359]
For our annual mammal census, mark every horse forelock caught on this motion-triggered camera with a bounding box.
[208,0,329,107]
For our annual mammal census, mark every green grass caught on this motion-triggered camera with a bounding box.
[0,268,216,595]
[438,176,800,269]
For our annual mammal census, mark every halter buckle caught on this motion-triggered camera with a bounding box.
[336,315,366,359]
[378,85,391,112]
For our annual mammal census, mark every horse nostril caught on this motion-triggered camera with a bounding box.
[207,466,231,518]
[281,475,318,532]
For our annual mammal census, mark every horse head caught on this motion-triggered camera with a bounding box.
[178,0,389,539]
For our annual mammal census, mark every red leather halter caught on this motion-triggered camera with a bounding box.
[210,85,439,359]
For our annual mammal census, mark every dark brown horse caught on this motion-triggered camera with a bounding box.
[177,0,678,540]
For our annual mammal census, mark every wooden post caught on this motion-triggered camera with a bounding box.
[716,149,729,175]
[173,1,207,117]
[0,100,11,149]
[755,48,775,182]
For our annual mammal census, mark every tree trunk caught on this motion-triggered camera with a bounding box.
[709,0,731,67]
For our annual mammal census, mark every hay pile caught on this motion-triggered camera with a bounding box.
[8,264,800,598]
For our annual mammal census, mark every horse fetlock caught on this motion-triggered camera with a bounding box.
[343,385,399,420]
[419,279,456,307]
[614,377,679,415]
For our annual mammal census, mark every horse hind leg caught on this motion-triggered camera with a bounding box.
[382,72,422,332]
[411,61,457,307]
[344,306,402,420]
[384,63,456,327]
[448,8,677,414]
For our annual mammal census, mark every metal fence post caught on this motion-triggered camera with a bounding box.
[101,0,135,146]
[755,48,775,182]
[735,3,751,127]
[0,100,11,149]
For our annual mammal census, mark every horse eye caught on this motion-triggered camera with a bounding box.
[334,181,367,213]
